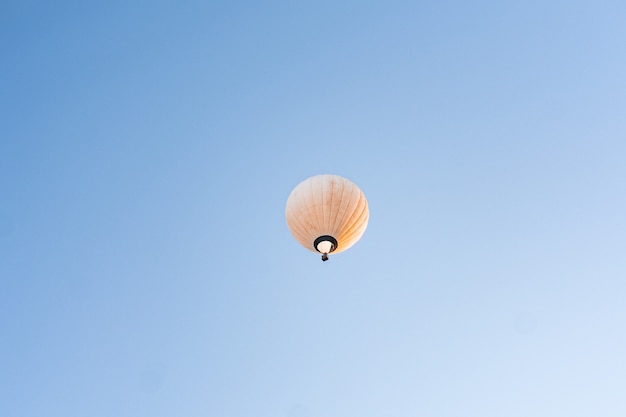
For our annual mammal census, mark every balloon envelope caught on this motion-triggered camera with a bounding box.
[285,174,369,257]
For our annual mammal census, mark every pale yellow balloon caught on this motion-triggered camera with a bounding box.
[285,174,369,261]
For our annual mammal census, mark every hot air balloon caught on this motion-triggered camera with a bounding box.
[285,174,369,261]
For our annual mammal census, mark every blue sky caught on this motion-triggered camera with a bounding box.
[2,1,626,416]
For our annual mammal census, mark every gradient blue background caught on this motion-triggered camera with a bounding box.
[2,1,626,416]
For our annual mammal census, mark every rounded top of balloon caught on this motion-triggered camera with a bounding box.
[285,174,369,261]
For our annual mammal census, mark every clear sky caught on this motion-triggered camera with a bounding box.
[2,1,626,416]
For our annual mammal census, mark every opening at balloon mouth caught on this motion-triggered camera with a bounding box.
[314,235,338,261]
